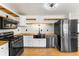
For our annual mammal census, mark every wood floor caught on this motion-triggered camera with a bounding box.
[21,48,79,56]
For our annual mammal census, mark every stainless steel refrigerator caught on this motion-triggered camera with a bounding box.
[54,19,78,52]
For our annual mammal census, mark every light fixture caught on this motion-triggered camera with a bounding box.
[44,3,58,10]
[48,3,55,8]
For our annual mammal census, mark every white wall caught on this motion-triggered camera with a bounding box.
[18,15,66,26]
[69,12,79,19]
[18,15,66,34]
[18,24,54,34]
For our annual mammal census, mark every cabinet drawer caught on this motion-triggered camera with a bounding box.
[0,51,8,56]
[24,36,33,39]
[39,39,46,47]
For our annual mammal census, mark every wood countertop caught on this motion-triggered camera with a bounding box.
[0,40,8,46]
[15,33,55,36]
[15,33,35,36]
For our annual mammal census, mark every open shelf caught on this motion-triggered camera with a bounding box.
[44,18,64,20]
[0,5,19,17]
[26,18,36,20]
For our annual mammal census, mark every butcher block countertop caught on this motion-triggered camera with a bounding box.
[15,33,54,36]
[0,40,8,46]
[15,33,35,36]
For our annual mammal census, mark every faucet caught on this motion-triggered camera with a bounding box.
[38,24,41,35]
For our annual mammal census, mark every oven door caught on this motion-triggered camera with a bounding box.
[11,38,23,56]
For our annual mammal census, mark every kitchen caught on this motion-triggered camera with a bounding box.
[0,3,78,56]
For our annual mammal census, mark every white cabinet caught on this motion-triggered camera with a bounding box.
[32,39,46,47]
[0,43,9,56]
[32,39,40,47]
[23,36,46,47]
[39,39,46,47]
[27,39,33,47]
[23,36,33,47]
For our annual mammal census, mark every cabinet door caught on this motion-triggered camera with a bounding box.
[23,36,29,47]
[23,36,33,47]
[39,39,46,47]
[28,39,33,47]
[32,39,40,47]
[24,39,29,47]
[0,43,9,56]
[24,36,33,40]
[32,39,46,47]
[27,36,33,39]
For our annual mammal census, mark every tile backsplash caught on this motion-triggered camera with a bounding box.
[18,24,54,33]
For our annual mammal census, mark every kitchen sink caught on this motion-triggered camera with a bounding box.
[33,34,45,38]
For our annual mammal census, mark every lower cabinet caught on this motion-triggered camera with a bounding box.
[32,39,40,47]
[0,43,9,56]
[24,36,33,47]
[32,39,46,47]
[24,36,46,47]
[39,39,46,47]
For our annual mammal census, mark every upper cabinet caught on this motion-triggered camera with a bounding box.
[0,17,19,29]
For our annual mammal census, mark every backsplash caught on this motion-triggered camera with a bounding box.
[18,24,54,34]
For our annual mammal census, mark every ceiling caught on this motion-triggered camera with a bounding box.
[2,3,79,15]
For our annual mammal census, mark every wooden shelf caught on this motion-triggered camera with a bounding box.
[0,16,19,23]
[0,41,8,46]
[0,5,19,17]
[26,18,36,20]
[44,18,64,20]
[26,23,54,25]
